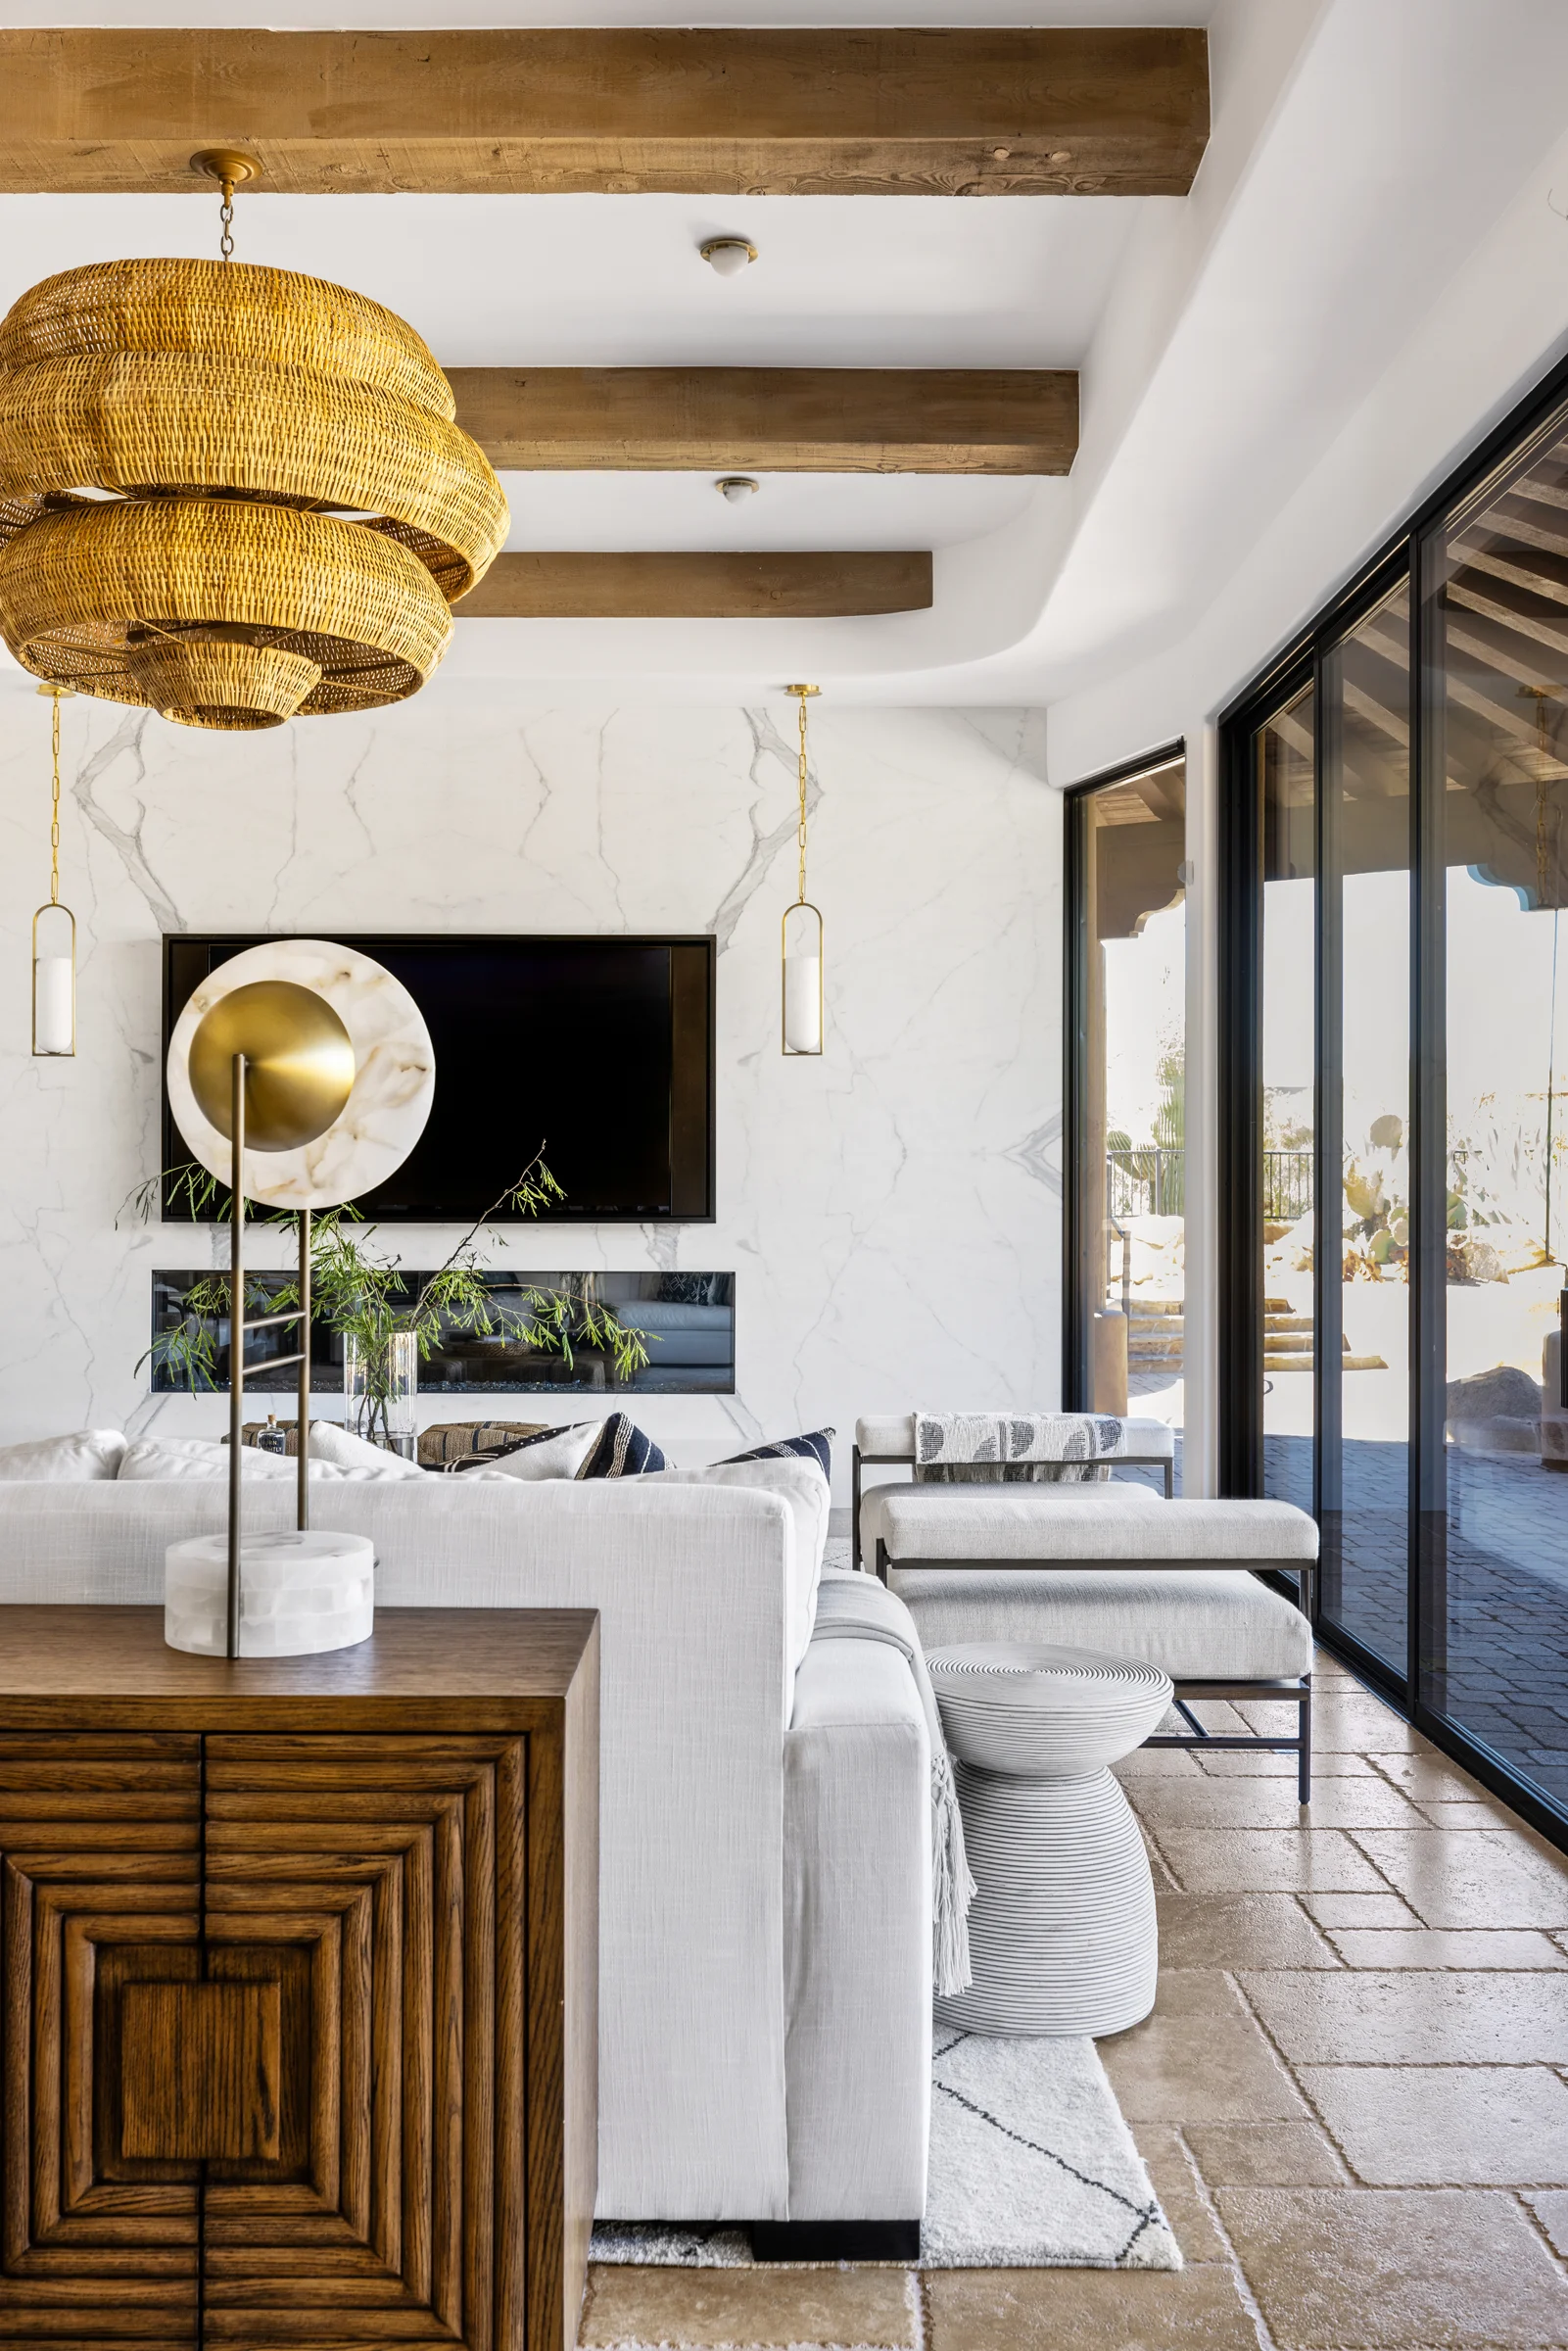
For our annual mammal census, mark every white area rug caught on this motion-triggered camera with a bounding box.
[590,2031,1181,2273]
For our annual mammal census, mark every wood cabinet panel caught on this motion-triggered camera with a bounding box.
[0,1610,598,2351]
[0,1734,202,2346]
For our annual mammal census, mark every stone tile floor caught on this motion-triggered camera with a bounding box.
[578,1653,1568,2350]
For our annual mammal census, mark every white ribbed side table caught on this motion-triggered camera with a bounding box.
[929,1642,1173,2038]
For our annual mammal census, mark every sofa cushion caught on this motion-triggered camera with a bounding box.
[0,1429,125,1481]
[891,1565,1313,1682]
[118,1436,349,1482]
[860,1475,1161,1565]
[458,1422,601,1481]
[854,1413,1176,1463]
[580,1414,667,1478]
[722,1428,832,1483]
[879,1491,1316,1564]
[308,1421,427,1479]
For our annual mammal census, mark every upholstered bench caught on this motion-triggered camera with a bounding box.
[875,1490,1318,1802]
[852,1412,1175,1570]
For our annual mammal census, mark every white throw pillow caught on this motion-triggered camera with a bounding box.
[118,1437,347,1482]
[0,1429,126,1481]
[466,1423,601,1481]
[308,1421,426,1480]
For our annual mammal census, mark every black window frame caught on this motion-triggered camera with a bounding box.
[1217,341,1568,1852]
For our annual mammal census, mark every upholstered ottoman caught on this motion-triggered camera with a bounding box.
[928,1643,1173,2037]
[881,1492,1318,1800]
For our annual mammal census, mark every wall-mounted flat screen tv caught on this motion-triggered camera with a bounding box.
[161,934,716,1223]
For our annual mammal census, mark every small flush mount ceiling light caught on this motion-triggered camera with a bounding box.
[31,680,75,1058]
[717,476,759,504]
[699,236,758,278]
[782,685,824,1057]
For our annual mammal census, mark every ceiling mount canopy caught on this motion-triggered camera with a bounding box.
[0,151,507,731]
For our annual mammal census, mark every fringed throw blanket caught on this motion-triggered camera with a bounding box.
[812,1572,976,1997]
[915,1411,1128,1486]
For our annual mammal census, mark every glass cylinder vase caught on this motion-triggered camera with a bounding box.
[343,1330,418,1458]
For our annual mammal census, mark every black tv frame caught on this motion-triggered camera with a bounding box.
[160,931,717,1223]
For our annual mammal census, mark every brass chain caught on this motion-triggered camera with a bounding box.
[219,178,235,263]
[788,685,818,905]
[49,692,61,908]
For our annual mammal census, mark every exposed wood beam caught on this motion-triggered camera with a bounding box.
[456,551,931,620]
[451,369,1077,477]
[0,27,1208,197]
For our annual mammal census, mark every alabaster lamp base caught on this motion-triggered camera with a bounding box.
[165,1529,375,1657]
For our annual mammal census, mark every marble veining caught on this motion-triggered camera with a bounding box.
[0,691,1061,1497]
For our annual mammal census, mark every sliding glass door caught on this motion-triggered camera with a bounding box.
[1221,360,1568,1838]
[1065,753,1187,1484]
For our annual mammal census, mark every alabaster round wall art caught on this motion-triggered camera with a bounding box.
[166,937,435,1210]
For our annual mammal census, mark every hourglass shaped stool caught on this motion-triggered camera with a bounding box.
[929,1642,1174,2038]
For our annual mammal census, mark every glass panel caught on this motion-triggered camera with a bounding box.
[1322,587,1412,1671]
[1259,685,1316,1521]
[1075,759,1187,1487]
[1433,398,1568,1810]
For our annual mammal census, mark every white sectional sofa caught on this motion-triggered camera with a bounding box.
[0,1459,932,2238]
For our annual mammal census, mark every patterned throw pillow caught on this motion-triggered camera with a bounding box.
[719,1428,833,1483]
[578,1414,668,1478]
[654,1271,719,1307]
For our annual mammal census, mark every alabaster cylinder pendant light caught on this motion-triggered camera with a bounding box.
[0,151,506,733]
[31,681,75,1057]
[782,685,824,1056]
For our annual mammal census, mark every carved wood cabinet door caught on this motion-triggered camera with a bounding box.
[0,1731,531,2351]
[0,1732,204,2347]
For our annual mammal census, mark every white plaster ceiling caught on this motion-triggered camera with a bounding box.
[6,0,1568,711]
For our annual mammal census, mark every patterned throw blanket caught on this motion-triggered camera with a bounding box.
[812,1573,975,1998]
[914,1411,1128,1485]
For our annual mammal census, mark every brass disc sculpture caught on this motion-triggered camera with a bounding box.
[0,156,507,731]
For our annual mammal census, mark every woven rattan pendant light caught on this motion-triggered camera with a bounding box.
[0,152,507,732]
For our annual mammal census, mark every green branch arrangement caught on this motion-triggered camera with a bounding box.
[129,1145,653,1431]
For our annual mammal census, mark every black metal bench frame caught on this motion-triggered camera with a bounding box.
[868,1520,1314,1804]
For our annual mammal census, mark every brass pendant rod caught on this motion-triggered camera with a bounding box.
[297,1208,311,1533]
[227,1052,247,1661]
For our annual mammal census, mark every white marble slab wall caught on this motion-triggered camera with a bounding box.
[0,690,1062,1500]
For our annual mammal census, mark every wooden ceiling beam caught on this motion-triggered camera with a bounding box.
[455,551,931,620]
[0,27,1208,197]
[449,368,1077,476]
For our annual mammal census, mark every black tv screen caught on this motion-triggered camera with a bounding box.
[162,933,715,1222]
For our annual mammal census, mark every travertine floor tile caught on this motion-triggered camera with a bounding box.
[1238,1969,1568,2063]
[1149,1827,1388,1895]
[1145,1967,1246,2017]
[1324,1926,1568,1968]
[1240,1691,1419,1751]
[1416,1797,1523,1830]
[1350,1828,1568,1928]
[1184,2120,1350,2185]
[922,2262,1259,2351]
[1370,1751,1489,1799]
[1298,2062,1568,2183]
[1194,1749,1373,1776]
[1156,1891,1342,1969]
[1114,1744,1206,1778]
[1526,2188,1568,2257]
[1099,2002,1307,2124]
[1129,2125,1228,2261]
[1130,1776,1426,1831]
[1301,1893,1419,1930]
[1213,2186,1568,2346]
[580,2264,917,2349]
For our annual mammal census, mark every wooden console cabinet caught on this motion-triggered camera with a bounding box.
[0,1606,598,2351]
